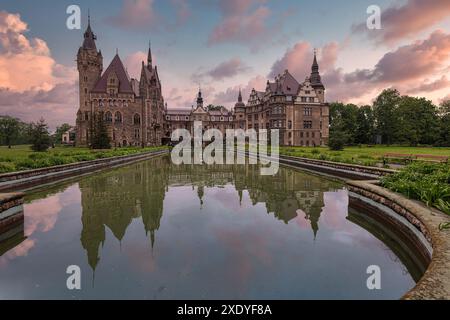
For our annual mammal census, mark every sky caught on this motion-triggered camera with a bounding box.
[0,0,450,129]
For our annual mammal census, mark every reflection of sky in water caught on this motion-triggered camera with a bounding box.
[0,158,416,299]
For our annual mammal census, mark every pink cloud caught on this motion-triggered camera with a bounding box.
[0,11,76,92]
[212,75,266,106]
[353,0,450,45]
[208,0,271,48]
[124,50,147,79]
[0,11,77,129]
[106,0,160,30]
[406,76,450,94]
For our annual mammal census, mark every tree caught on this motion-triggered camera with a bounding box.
[0,116,20,148]
[55,123,72,144]
[328,130,347,151]
[396,97,439,146]
[31,118,52,152]
[373,89,401,144]
[91,112,111,149]
[437,100,450,146]
[354,105,375,144]
[329,102,358,145]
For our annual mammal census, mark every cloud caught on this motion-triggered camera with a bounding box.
[106,0,190,32]
[124,51,147,79]
[269,41,339,80]
[406,76,450,94]
[0,11,77,129]
[0,82,78,130]
[0,11,76,92]
[208,0,272,49]
[192,57,251,82]
[212,75,266,106]
[323,30,450,102]
[106,0,160,31]
[352,0,450,45]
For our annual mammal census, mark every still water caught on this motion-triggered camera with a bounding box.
[0,156,421,299]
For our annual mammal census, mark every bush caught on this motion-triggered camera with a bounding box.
[328,131,347,151]
[381,162,450,215]
[0,162,16,173]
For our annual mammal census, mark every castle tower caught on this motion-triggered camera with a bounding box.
[76,14,103,146]
[310,50,325,103]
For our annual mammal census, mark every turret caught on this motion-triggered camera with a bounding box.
[310,50,325,102]
[196,88,203,109]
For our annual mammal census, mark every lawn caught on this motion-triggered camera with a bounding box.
[0,145,168,173]
[279,145,450,167]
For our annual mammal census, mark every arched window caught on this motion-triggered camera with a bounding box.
[105,111,112,123]
[133,114,141,125]
[115,111,122,123]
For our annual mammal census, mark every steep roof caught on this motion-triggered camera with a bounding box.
[92,54,133,93]
[82,22,97,51]
[267,70,300,95]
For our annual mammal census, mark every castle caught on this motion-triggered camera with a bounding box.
[75,18,329,147]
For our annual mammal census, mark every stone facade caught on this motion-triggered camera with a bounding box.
[75,18,328,147]
[165,89,234,137]
[244,55,329,146]
[164,55,329,146]
[76,18,165,147]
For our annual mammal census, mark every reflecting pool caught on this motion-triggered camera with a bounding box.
[0,155,422,299]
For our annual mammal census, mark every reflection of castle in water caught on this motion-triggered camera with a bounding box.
[79,156,341,270]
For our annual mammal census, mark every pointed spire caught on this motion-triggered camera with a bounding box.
[82,11,97,51]
[147,40,152,68]
[310,49,324,89]
[238,87,242,102]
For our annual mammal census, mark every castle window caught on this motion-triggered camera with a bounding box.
[84,88,87,94]
[133,114,141,125]
[309,97,315,102]
[304,107,312,116]
[303,120,312,129]
[105,111,112,123]
[84,112,89,121]
[185,116,189,121]
[134,129,140,139]
[288,120,292,129]
[114,111,122,123]
[301,97,307,102]
[305,90,310,94]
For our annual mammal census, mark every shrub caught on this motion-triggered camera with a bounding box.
[328,131,347,151]
[0,162,16,173]
[381,162,450,215]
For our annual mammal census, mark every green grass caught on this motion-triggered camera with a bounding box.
[0,145,168,173]
[279,145,450,167]
[380,162,450,216]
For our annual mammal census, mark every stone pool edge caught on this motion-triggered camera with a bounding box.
[0,148,169,193]
[346,180,450,300]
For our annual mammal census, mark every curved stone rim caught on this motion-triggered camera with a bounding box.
[346,180,450,300]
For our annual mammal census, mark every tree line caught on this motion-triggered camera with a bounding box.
[329,89,450,150]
